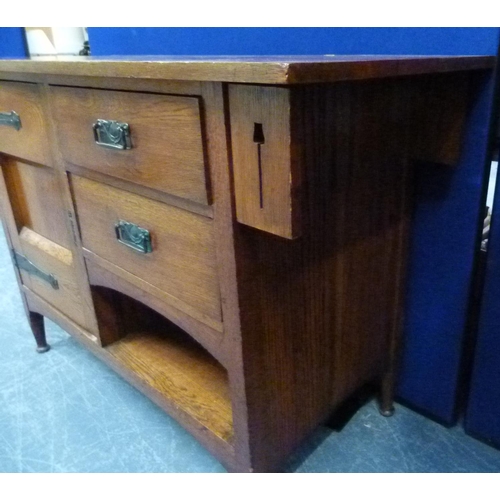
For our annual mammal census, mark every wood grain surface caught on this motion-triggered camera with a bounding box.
[0,55,493,84]
[231,79,414,471]
[2,159,72,248]
[18,227,90,329]
[85,258,226,363]
[0,153,96,332]
[23,286,238,470]
[71,174,222,326]
[106,321,233,443]
[50,85,209,205]
[229,85,301,239]
[0,81,51,165]
[412,72,470,166]
[0,57,488,472]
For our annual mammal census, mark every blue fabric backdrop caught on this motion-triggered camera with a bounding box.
[0,28,26,58]
[466,133,500,445]
[87,28,499,56]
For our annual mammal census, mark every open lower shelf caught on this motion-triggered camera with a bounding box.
[106,330,234,443]
[96,289,234,445]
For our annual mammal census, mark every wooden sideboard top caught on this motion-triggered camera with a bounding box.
[0,55,494,84]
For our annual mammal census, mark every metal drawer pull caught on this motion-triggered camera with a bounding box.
[0,111,22,131]
[12,251,59,289]
[115,220,152,254]
[93,119,132,150]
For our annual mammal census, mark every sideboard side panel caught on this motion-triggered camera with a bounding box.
[234,79,414,471]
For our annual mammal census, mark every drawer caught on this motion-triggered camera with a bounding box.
[0,82,50,165]
[71,175,222,327]
[16,227,91,330]
[50,86,209,205]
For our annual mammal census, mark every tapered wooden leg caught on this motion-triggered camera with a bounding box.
[378,371,395,417]
[28,311,50,353]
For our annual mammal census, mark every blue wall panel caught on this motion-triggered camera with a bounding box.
[88,28,499,56]
[0,28,27,58]
[399,73,496,422]
[466,153,500,445]
[87,27,499,424]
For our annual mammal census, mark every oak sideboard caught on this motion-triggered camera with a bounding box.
[0,55,494,472]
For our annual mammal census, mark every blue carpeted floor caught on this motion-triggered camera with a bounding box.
[1,224,500,473]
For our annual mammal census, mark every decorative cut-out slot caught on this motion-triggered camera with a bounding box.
[253,123,265,209]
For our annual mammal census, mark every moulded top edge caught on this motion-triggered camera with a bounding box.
[0,55,494,85]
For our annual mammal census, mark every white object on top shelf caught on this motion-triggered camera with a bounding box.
[26,28,86,56]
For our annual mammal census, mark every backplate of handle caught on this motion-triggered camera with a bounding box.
[115,220,152,254]
[0,111,21,131]
[93,119,132,150]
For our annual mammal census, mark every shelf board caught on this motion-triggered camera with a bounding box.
[105,328,234,444]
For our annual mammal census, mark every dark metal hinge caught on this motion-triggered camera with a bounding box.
[12,250,59,290]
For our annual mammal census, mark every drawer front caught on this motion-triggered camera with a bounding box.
[0,82,50,165]
[71,175,222,326]
[50,86,209,205]
[17,227,91,330]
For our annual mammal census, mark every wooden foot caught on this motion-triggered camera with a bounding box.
[379,406,395,417]
[378,371,395,417]
[28,311,50,353]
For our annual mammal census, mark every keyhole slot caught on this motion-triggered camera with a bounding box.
[253,123,265,209]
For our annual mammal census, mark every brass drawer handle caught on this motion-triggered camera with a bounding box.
[115,220,152,254]
[93,119,132,150]
[0,111,22,131]
[12,251,59,289]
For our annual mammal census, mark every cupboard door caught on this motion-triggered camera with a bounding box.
[0,158,94,332]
